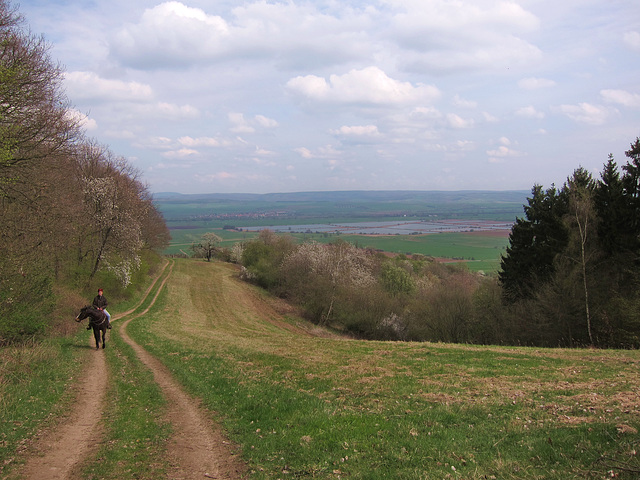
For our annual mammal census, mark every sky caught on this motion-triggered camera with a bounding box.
[17,0,640,194]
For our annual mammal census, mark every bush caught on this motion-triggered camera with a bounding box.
[0,272,53,345]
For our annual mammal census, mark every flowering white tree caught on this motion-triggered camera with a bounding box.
[75,142,153,285]
[191,232,222,261]
[281,241,376,324]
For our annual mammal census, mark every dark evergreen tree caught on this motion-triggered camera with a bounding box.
[621,137,640,253]
[499,184,568,301]
[594,155,626,256]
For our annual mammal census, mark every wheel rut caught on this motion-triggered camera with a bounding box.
[13,259,245,479]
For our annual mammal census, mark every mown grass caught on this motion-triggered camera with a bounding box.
[127,259,640,479]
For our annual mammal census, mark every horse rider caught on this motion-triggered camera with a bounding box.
[92,288,112,329]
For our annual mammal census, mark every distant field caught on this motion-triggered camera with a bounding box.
[156,190,523,273]
[164,226,509,273]
[296,230,509,273]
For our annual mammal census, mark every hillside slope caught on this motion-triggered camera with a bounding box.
[127,259,640,479]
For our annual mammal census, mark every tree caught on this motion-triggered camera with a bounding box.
[191,232,222,262]
[240,230,295,289]
[499,184,568,301]
[621,138,640,253]
[594,155,626,256]
[562,167,597,345]
[380,262,415,297]
[0,0,79,199]
[279,240,377,327]
[0,0,81,342]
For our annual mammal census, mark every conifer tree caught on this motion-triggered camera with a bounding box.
[499,184,568,301]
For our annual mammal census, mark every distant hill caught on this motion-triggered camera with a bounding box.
[153,190,530,222]
[154,190,528,203]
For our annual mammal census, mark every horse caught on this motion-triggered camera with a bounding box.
[76,306,109,349]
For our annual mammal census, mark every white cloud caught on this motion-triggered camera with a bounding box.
[556,103,613,125]
[453,140,475,151]
[152,102,199,119]
[624,31,640,51]
[294,145,341,159]
[65,71,153,102]
[178,136,222,147]
[452,95,477,109]
[483,112,499,123]
[516,105,545,119]
[109,1,374,70]
[229,113,279,133]
[254,147,276,157]
[111,2,230,68]
[195,172,238,183]
[162,148,199,159]
[389,1,541,73]
[518,77,556,90]
[66,109,98,131]
[229,113,255,133]
[447,113,474,129]
[294,147,314,159]
[486,145,522,163]
[104,129,136,140]
[330,125,380,137]
[254,115,279,128]
[135,136,174,150]
[601,89,640,108]
[287,66,440,105]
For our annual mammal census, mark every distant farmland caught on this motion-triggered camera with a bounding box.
[155,190,525,273]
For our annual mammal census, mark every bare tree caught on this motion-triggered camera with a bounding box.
[0,0,79,199]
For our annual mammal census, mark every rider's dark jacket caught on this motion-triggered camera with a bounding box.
[92,294,108,310]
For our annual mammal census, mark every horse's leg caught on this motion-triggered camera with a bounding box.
[93,327,100,349]
[102,327,106,349]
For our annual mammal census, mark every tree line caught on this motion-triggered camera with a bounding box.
[0,1,169,344]
[499,139,640,348]
[208,139,640,349]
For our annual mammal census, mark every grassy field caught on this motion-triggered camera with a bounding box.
[2,258,638,479]
[315,232,509,272]
[128,259,640,479]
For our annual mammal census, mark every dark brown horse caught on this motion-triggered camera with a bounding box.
[76,306,108,349]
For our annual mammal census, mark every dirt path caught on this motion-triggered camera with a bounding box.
[15,345,107,480]
[118,261,246,479]
[13,259,244,479]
